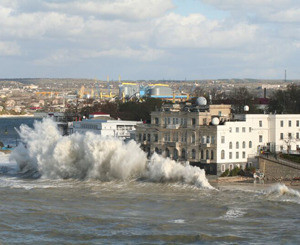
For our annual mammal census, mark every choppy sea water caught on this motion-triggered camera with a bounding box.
[0,118,299,244]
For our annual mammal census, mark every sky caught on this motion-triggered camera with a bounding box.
[0,0,299,80]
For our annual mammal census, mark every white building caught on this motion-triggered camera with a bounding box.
[205,114,300,174]
[72,119,142,140]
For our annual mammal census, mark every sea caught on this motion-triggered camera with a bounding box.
[0,117,299,244]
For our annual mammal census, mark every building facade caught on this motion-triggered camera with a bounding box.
[136,101,300,175]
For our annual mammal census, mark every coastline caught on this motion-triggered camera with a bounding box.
[0,114,35,118]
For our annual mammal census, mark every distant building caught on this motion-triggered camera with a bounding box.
[71,117,142,140]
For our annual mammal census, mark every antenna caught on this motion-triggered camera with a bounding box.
[285,69,287,83]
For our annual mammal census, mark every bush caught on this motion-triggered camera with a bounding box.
[220,169,229,177]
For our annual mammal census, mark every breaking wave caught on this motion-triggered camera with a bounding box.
[10,119,212,189]
[265,184,300,198]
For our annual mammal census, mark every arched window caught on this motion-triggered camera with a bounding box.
[206,150,209,159]
[249,141,252,148]
[236,142,239,149]
[192,149,196,159]
[192,133,195,144]
[201,150,204,159]
[242,141,246,148]
[211,150,214,160]
[181,149,186,159]
[173,149,178,160]
[229,142,232,149]
[221,150,225,159]
[221,164,226,172]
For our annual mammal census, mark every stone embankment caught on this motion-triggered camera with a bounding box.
[259,155,300,181]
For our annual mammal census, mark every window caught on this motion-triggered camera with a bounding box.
[147,134,151,141]
[173,118,176,125]
[192,149,196,159]
[280,133,284,140]
[143,134,146,141]
[165,148,170,157]
[229,127,232,133]
[211,136,215,144]
[249,141,252,148]
[236,127,239,133]
[202,136,206,144]
[167,118,171,124]
[221,136,225,144]
[259,120,262,127]
[221,150,225,159]
[242,141,246,148]
[297,133,299,139]
[206,150,209,159]
[221,164,226,173]
[229,164,234,171]
[154,134,158,142]
[288,133,292,138]
[259,135,263,143]
[203,118,207,125]
[229,152,232,159]
[242,152,246,158]
[191,134,195,144]
[229,142,232,149]
[242,127,246,133]
[192,118,196,125]
[206,136,210,144]
[236,152,239,159]
[289,120,292,127]
[174,132,178,142]
[211,150,214,160]
[249,127,252,132]
[236,142,239,149]
[201,150,204,159]
[297,120,299,127]
[155,118,159,124]
[280,120,284,127]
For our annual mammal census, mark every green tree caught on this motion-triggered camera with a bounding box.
[268,84,300,113]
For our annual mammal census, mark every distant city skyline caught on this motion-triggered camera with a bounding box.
[0,0,299,80]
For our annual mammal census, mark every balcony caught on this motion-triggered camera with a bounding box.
[166,124,181,129]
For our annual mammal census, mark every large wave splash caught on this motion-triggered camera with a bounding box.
[10,119,213,189]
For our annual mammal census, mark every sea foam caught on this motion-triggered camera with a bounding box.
[10,119,213,189]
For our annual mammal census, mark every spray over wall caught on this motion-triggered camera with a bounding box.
[11,119,212,189]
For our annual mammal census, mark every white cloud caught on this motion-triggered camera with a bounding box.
[0,0,299,79]
[154,13,258,48]
[0,41,21,56]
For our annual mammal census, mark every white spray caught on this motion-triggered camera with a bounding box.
[11,119,213,189]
